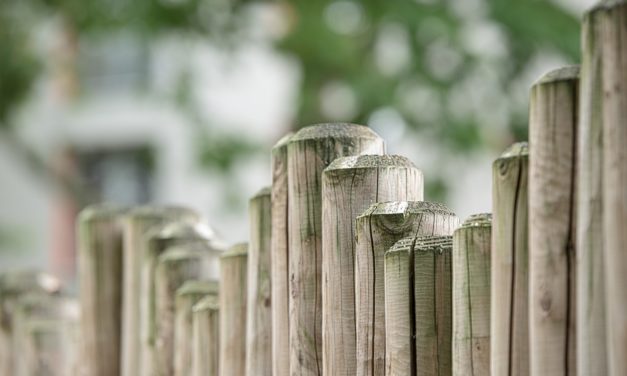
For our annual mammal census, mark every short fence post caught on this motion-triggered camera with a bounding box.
[271,133,292,376]
[219,243,248,376]
[491,142,529,375]
[529,66,579,375]
[77,204,125,376]
[246,187,273,376]
[452,214,492,376]
[322,155,424,375]
[287,123,385,376]
[192,295,220,376]
[355,201,458,376]
[174,280,219,376]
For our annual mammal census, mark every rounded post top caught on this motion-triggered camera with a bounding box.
[387,235,453,256]
[357,201,455,219]
[221,242,248,258]
[192,295,219,312]
[589,0,627,13]
[498,142,529,160]
[78,204,126,223]
[290,123,382,142]
[272,132,294,151]
[460,213,492,228]
[158,245,212,264]
[0,270,62,296]
[533,65,580,86]
[146,220,215,243]
[176,280,219,297]
[251,186,272,200]
[325,154,417,172]
[125,205,200,221]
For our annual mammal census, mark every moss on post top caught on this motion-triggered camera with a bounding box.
[221,242,248,259]
[176,280,219,297]
[324,154,416,172]
[460,213,492,229]
[290,123,381,142]
[192,295,219,313]
[357,201,454,219]
[534,66,580,86]
[78,204,126,223]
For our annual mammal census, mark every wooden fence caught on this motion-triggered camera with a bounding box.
[0,1,626,375]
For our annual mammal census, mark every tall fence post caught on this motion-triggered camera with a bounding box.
[121,206,200,376]
[598,2,627,375]
[452,213,492,376]
[491,142,529,375]
[246,187,273,376]
[577,4,607,375]
[174,280,219,376]
[287,123,385,376]
[219,243,248,376]
[322,155,424,376]
[77,204,125,376]
[271,133,292,376]
[529,66,579,375]
[355,201,458,376]
[192,295,220,376]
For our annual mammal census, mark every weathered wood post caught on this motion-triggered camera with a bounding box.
[174,280,219,376]
[288,123,385,376]
[271,133,292,376]
[192,295,220,376]
[121,206,200,376]
[577,4,607,375]
[153,245,214,376]
[246,187,273,376]
[220,243,248,376]
[491,142,529,376]
[77,204,125,376]
[355,201,459,376]
[322,155,424,376]
[384,235,454,376]
[529,66,579,375]
[452,214,492,376]
[598,2,627,375]
[0,271,61,376]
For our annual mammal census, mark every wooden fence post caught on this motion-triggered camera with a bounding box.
[491,142,529,375]
[121,206,200,376]
[153,245,214,376]
[192,295,220,376]
[598,2,627,375]
[77,204,125,376]
[271,133,292,376]
[452,213,492,376]
[529,66,579,375]
[577,4,607,375]
[220,243,248,376]
[174,280,219,376]
[322,155,424,376]
[246,187,273,376]
[355,201,459,376]
[287,123,385,376]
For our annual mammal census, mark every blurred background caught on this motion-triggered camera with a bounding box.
[1,0,593,284]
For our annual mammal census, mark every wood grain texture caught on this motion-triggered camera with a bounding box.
[452,214,492,376]
[77,204,125,376]
[598,2,627,375]
[491,142,530,376]
[577,6,607,375]
[192,296,220,376]
[529,66,579,376]
[174,281,219,376]
[271,133,292,376]
[287,123,385,376]
[246,187,273,376]
[322,155,424,376]
[121,206,201,376]
[356,201,459,376]
[153,246,214,376]
[219,243,248,376]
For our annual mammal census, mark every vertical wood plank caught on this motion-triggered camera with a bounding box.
[192,295,220,376]
[322,155,424,376]
[287,123,385,376]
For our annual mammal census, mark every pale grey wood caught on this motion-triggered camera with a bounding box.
[529,66,579,376]
[153,246,214,376]
[219,243,248,376]
[271,133,292,376]
[356,201,459,376]
[77,204,125,376]
[174,281,219,376]
[192,296,220,376]
[246,187,273,376]
[491,142,529,376]
[121,206,201,376]
[577,6,607,375]
[452,214,492,376]
[0,271,61,376]
[598,2,627,375]
[322,155,424,376]
[287,123,385,376]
